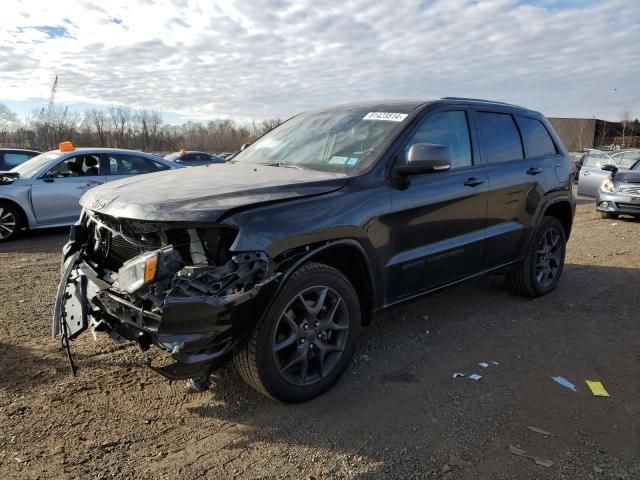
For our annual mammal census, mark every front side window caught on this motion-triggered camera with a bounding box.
[107,154,157,175]
[46,154,101,177]
[402,111,472,169]
[584,150,611,167]
[518,117,557,158]
[477,112,524,163]
[232,107,411,174]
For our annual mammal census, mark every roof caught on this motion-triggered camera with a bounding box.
[309,97,536,114]
[0,148,41,153]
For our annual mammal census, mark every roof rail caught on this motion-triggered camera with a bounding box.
[441,97,520,107]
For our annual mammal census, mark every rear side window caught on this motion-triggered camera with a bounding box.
[518,117,557,157]
[477,112,524,163]
[107,154,160,175]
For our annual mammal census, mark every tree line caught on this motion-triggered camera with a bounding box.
[0,103,282,154]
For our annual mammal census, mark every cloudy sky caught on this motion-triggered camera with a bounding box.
[1,0,638,123]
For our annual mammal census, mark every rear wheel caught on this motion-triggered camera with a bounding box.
[600,211,618,219]
[0,202,22,242]
[235,262,361,402]
[507,216,566,297]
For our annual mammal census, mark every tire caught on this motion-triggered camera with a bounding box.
[600,212,618,219]
[507,216,566,298]
[234,262,361,403]
[0,202,22,242]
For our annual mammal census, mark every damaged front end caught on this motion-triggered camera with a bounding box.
[53,209,280,380]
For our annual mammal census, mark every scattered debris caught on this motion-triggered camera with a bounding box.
[611,223,618,226]
[479,362,489,368]
[490,361,499,365]
[586,380,610,397]
[452,372,466,378]
[527,426,554,437]
[441,463,451,473]
[508,444,554,468]
[552,376,577,392]
[421,314,430,321]
[468,374,482,381]
[449,455,471,467]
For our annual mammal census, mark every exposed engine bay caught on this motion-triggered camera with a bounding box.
[53,209,280,379]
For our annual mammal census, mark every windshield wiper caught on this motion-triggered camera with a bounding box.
[259,162,306,170]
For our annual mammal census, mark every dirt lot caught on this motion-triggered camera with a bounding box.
[1,200,639,479]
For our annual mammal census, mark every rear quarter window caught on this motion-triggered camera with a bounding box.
[476,112,524,163]
[518,117,557,157]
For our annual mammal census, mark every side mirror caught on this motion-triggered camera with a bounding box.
[240,143,251,151]
[601,164,618,173]
[394,143,451,176]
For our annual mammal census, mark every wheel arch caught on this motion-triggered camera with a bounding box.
[275,239,378,326]
[0,197,29,229]
[540,198,574,239]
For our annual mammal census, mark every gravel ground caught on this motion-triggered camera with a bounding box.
[1,200,639,479]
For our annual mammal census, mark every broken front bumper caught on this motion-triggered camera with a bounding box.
[52,245,280,379]
[595,190,640,216]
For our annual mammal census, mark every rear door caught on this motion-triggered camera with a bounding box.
[577,150,614,196]
[385,108,489,302]
[31,153,106,224]
[476,111,559,269]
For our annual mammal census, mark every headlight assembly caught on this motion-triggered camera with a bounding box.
[600,178,615,193]
[118,253,158,293]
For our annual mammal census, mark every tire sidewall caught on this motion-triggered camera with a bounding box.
[529,217,566,296]
[255,265,361,402]
[0,203,22,242]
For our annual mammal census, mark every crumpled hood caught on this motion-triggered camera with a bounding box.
[614,171,640,184]
[80,163,348,222]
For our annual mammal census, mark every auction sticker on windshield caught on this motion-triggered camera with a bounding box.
[363,112,408,122]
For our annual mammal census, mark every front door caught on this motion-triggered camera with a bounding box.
[385,109,488,303]
[31,153,105,225]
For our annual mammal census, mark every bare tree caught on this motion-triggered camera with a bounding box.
[109,105,133,148]
[620,110,632,147]
[0,103,19,146]
[86,109,108,146]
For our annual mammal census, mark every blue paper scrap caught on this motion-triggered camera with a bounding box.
[552,376,577,392]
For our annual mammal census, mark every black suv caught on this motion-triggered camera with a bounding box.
[54,98,575,402]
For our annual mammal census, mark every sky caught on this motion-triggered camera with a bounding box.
[1,0,638,124]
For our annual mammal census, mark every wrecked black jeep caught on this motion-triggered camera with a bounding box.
[54,98,575,402]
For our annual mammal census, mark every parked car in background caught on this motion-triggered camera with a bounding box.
[0,143,183,241]
[0,148,41,170]
[53,98,574,402]
[610,149,640,169]
[577,149,617,196]
[596,161,640,218]
[164,151,226,166]
[569,152,583,183]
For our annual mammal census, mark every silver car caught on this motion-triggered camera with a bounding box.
[0,146,182,241]
[576,149,618,197]
[595,161,640,219]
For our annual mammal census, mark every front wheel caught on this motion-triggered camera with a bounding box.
[0,202,22,242]
[235,262,361,402]
[507,216,567,297]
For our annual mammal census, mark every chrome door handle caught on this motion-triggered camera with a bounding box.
[464,177,484,187]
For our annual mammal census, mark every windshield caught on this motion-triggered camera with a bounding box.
[164,152,180,161]
[232,107,412,174]
[10,151,63,178]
